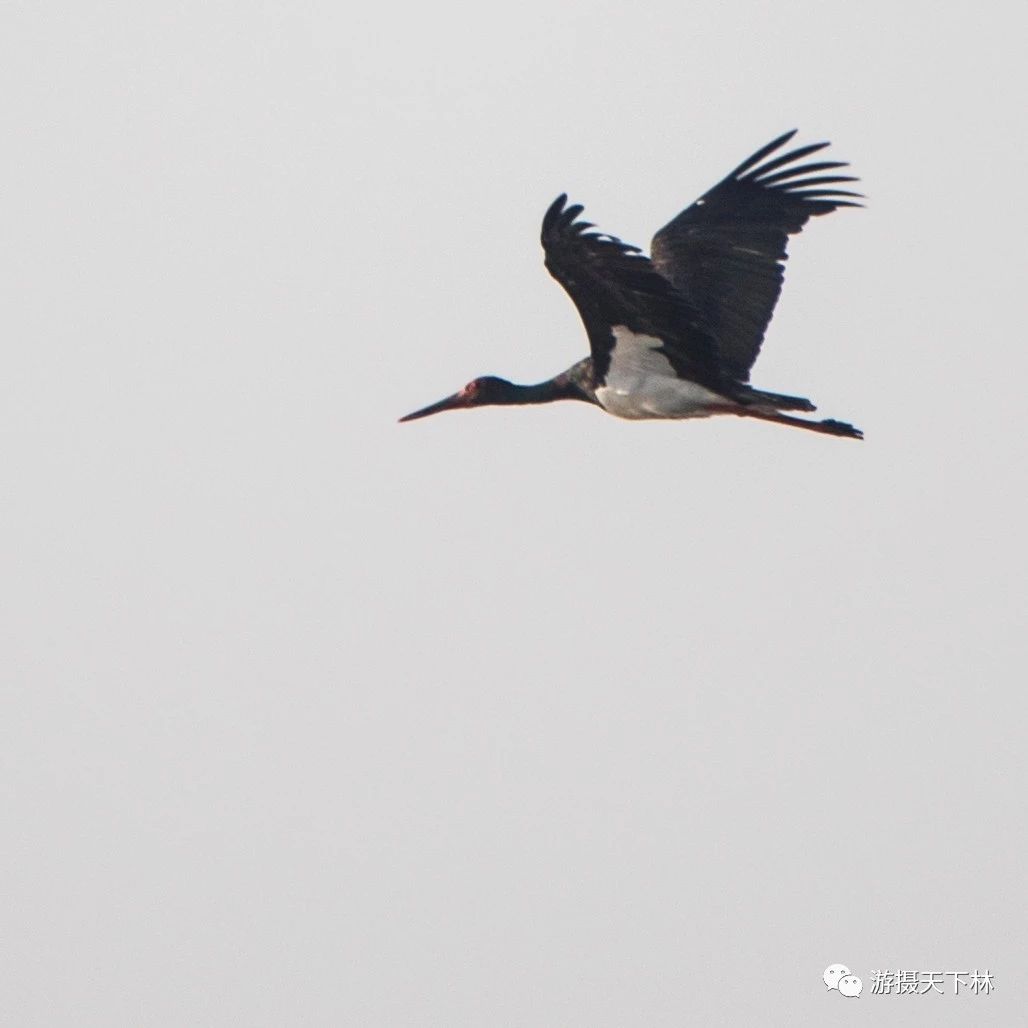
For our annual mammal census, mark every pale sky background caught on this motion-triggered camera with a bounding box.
[2,2,1026,1025]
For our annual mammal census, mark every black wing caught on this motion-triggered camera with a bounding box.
[541,195,721,385]
[650,130,862,382]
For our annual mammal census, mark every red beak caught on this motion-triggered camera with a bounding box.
[398,391,467,422]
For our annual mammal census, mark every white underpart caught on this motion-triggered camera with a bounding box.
[594,325,732,420]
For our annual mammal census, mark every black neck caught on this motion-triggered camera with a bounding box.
[498,375,589,406]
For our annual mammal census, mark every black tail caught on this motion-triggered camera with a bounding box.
[737,386,816,412]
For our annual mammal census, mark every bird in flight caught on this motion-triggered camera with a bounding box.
[400,130,863,439]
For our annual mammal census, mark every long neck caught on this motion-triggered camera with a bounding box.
[501,369,592,406]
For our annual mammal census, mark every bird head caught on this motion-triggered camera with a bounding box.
[399,376,515,422]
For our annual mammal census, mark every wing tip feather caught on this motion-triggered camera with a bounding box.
[728,129,799,178]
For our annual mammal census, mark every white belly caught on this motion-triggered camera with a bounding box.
[594,326,731,420]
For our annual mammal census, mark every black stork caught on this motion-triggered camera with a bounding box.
[400,130,863,439]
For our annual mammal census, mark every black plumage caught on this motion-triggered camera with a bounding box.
[401,130,863,439]
[650,129,862,382]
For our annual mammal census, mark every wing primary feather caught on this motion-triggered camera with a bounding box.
[743,142,830,181]
[726,129,798,179]
[786,188,864,199]
[755,161,850,185]
[769,174,859,189]
[541,195,569,238]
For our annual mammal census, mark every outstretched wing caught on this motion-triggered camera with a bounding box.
[541,195,721,385]
[650,131,862,382]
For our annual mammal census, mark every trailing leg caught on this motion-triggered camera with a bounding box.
[740,408,863,439]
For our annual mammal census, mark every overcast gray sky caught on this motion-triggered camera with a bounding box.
[2,2,1026,1025]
